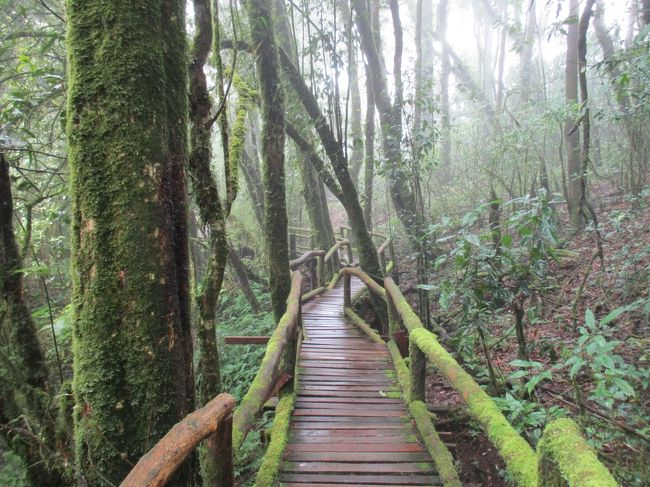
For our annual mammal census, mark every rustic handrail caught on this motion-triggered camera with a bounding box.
[383,277,538,486]
[120,393,236,487]
[324,238,351,264]
[343,266,617,487]
[232,270,303,450]
[289,249,324,270]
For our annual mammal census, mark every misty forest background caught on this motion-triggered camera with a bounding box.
[0,0,649,485]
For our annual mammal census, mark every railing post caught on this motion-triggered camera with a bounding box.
[409,340,426,403]
[387,291,400,339]
[346,242,353,265]
[310,260,317,290]
[389,239,397,279]
[343,272,351,308]
[289,233,297,259]
[317,255,325,288]
[207,412,234,487]
[379,250,387,273]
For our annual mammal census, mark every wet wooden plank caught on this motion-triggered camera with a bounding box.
[285,452,431,462]
[285,443,426,453]
[279,476,440,486]
[282,462,435,473]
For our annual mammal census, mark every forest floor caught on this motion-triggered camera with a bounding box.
[396,182,650,486]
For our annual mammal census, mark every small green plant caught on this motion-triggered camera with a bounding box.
[563,308,650,410]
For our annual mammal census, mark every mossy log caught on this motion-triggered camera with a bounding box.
[409,401,462,487]
[255,393,295,486]
[384,278,538,487]
[344,307,385,345]
[232,272,302,450]
[537,418,618,487]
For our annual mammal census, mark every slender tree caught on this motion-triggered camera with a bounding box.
[564,0,588,226]
[66,1,195,483]
[246,0,291,321]
[1,153,65,486]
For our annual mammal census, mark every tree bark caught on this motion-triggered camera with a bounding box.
[66,0,195,483]
[564,0,587,226]
[247,0,291,322]
[363,66,375,230]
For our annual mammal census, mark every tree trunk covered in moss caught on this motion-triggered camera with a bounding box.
[188,0,228,416]
[274,0,337,273]
[66,1,195,484]
[247,0,291,321]
[0,154,65,486]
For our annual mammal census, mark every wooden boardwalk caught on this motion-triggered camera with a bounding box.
[279,279,442,486]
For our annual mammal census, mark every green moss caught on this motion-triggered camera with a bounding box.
[385,391,402,399]
[227,75,256,206]
[255,393,295,487]
[409,327,538,487]
[537,418,618,487]
[66,0,193,483]
[233,275,301,451]
[388,340,412,403]
[409,401,461,487]
[344,307,384,345]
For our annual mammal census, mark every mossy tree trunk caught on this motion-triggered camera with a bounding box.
[66,1,195,484]
[247,0,291,321]
[0,153,65,486]
[188,0,228,415]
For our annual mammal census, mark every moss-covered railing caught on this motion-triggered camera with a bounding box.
[341,267,618,487]
[120,394,236,487]
[232,271,303,450]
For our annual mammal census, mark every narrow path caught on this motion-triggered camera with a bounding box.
[279,278,441,486]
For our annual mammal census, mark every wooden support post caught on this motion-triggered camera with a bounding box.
[206,412,234,487]
[283,298,301,384]
[343,272,351,308]
[289,233,297,259]
[346,243,353,265]
[389,239,397,280]
[379,251,387,274]
[387,293,400,340]
[310,260,317,290]
[409,340,426,403]
[317,255,325,288]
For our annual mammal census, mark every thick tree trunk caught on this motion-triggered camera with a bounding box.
[66,1,195,484]
[564,0,587,226]
[247,0,291,322]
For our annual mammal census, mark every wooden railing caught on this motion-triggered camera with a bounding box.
[120,394,236,487]
[340,266,619,487]
[122,228,396,487]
